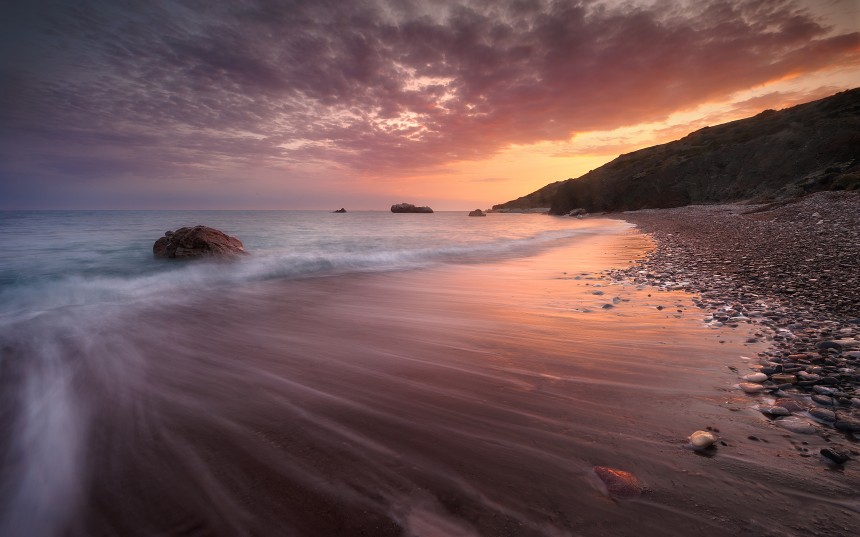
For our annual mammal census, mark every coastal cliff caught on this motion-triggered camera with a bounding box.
[493,89,860,214]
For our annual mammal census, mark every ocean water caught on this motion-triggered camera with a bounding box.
[0,211,602,323]
[1,211,855,537]
[0,211,614,536]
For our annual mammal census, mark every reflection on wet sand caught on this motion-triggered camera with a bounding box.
[2,225,857,536]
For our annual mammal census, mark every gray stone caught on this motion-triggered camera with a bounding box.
[760,406,790,416]
[812,394,835,406]
[776,417,817,434]
[808,408,836,422]
[820,448,850,465]
[834,418,860,432]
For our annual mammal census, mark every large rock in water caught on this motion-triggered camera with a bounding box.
[391,203,433,213]
[153,226,245,259]
[468,209,486,216]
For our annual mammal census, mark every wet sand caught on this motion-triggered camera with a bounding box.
[3,220,858,536]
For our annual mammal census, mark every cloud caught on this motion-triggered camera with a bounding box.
[552,84,849,158]
[1,0,858,203]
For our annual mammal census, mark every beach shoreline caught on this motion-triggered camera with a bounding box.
[2,215,858,536]
[607,191,860,455]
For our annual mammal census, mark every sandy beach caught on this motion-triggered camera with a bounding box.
[1,217,854,536]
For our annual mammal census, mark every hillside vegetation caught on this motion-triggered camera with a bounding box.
[493,89,860,214]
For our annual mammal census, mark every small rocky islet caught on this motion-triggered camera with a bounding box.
[606,191,860,464]
[391,202,433,213]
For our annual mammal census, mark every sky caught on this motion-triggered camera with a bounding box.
[1,0,858,210]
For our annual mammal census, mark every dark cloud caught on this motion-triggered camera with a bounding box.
[1,0,858,206]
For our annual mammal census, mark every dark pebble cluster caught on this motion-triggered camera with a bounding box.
[606,191,860,461]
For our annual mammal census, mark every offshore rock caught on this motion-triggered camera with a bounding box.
[153,226,245,259]
[332,208,347,213]
[391,203,433,213]
[468,209,487,217]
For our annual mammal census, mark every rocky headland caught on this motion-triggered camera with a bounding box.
[493,88,860,214]
[607,191,860,457]
[153,225,245,259]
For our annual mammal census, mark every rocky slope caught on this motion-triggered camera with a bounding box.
[494,88,860,214]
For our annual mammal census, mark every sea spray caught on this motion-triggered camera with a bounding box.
[0,327,89,537]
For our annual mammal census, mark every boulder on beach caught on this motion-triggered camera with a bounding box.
[332,208,347,213]
[591,466,643,499]
[391,203,433,213]
[468,209,486,217]
[153,225,245,259]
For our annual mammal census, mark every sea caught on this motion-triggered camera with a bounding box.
[0,211,855,537]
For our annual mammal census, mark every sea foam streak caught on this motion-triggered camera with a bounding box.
[0,223,614,324]
[1,213,651,537]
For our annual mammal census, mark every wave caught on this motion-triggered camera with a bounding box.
[0,226,615,324]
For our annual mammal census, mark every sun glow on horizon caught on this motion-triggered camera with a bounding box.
[1,0,858,209]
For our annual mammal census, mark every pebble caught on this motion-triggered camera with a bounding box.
[775,417,817,434]
[834,418,860,432]
[811,395,834,406]
[592,466,643,499]
[808,408,836,422]
[689,430,718,449]
[774,398,806,412]
[770,373,796,384]
[743,372,768,383]
[739,382,766,394]
[820,448,851,465]
[760,406,790,416]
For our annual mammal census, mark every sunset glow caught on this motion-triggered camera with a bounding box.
[1,0,858,209]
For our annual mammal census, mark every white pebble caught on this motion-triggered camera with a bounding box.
[743,373,768,383]
[739,382,765,394]
[689,430,718,449]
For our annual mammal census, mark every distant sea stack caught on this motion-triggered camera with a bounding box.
[332,208,347,213]
[153,225,245,259]
[391,203,433,213]
[468,209,486,216]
